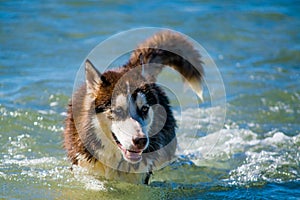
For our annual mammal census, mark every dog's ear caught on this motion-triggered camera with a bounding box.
[85,59,102,97]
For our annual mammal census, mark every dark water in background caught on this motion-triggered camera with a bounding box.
[1,1,300,199]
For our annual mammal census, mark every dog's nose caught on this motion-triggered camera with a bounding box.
[132,136,148,150]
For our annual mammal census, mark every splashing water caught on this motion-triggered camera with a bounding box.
[1,0,300,199]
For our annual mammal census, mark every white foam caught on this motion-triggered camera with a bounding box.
[0,171,7,179]
[72,165,107,191]
[226,131,300,185]
[3,157,59,166]
[174,107,300,185]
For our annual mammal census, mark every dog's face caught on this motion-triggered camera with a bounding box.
[85,60,157,164]
[109,92,153,163]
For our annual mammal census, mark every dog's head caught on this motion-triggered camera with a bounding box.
[109,91,151,163]
[84,60,168,164]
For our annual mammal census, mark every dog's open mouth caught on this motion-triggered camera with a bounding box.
[112,132,143,163]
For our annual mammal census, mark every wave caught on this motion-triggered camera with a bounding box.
[0,105,299,193]
[174,107,300,186]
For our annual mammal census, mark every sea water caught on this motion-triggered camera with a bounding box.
[1,1,299,199]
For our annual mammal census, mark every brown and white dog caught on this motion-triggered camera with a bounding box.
[63,31,204,184]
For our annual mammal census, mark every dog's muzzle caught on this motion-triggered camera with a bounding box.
[112,132,149,163]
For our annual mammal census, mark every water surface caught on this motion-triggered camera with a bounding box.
[1,1,300,199]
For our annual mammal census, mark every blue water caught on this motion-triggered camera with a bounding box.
[1,1,300,199]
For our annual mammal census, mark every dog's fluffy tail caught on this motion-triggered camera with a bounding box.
[128,31,204,100]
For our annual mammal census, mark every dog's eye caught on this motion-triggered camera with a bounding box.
[141,105,149,115]
[113,107,125,118]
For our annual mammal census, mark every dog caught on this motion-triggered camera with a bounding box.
[63,31,204,184]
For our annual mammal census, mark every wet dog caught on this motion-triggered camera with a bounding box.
[63,31,203,184]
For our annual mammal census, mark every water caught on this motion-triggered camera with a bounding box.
[1,1,300,199]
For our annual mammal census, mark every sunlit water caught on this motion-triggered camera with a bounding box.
[1,1,300,199]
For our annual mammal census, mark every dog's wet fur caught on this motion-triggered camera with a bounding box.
[63,31,203,184]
